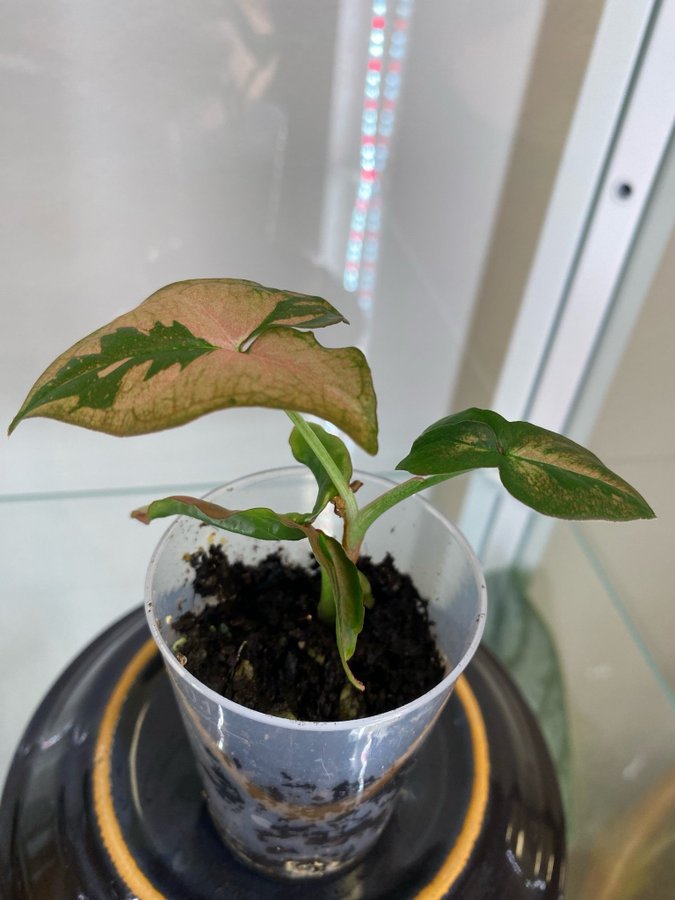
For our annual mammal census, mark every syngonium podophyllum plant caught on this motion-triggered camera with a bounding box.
[10,279,654,689]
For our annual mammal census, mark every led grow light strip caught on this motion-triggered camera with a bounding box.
[344,0,414,305]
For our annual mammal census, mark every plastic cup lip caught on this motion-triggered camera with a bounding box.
[145,466,487,733]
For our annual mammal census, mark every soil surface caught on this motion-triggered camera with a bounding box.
[173,545,445,722]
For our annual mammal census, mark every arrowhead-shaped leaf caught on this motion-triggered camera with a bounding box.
[397,408,655,521]
[131,495,307,541]
[289,422,353,521]
[303,530,365,691]
[10,279,378,453]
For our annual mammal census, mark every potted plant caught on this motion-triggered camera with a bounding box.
[9,278,654,882]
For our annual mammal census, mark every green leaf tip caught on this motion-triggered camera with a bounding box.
[239,290,350,348]
[397,407,655,523]
[9,279,378,452]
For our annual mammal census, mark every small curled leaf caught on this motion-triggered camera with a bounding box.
[132,495,307,541]
[289,422,353,521]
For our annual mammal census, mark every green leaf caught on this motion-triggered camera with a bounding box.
[303,530,365,691]
[131,495,307,541]
[317,566,337,623]
[397,408,504,476]
[10,279,378,453]
[289,422,353,521]
[240,291,349,346]
[397,407,655,522]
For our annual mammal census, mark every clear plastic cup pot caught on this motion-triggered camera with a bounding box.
[145,467,487,880]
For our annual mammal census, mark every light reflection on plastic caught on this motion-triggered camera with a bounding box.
[343,0,414,310]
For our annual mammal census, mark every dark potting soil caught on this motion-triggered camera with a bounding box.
[172,545,445,722]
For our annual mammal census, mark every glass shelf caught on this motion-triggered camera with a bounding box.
[481,517,675,898]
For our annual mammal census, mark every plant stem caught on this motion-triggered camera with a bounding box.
[346,472,462,554]
[285,411,359,523]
